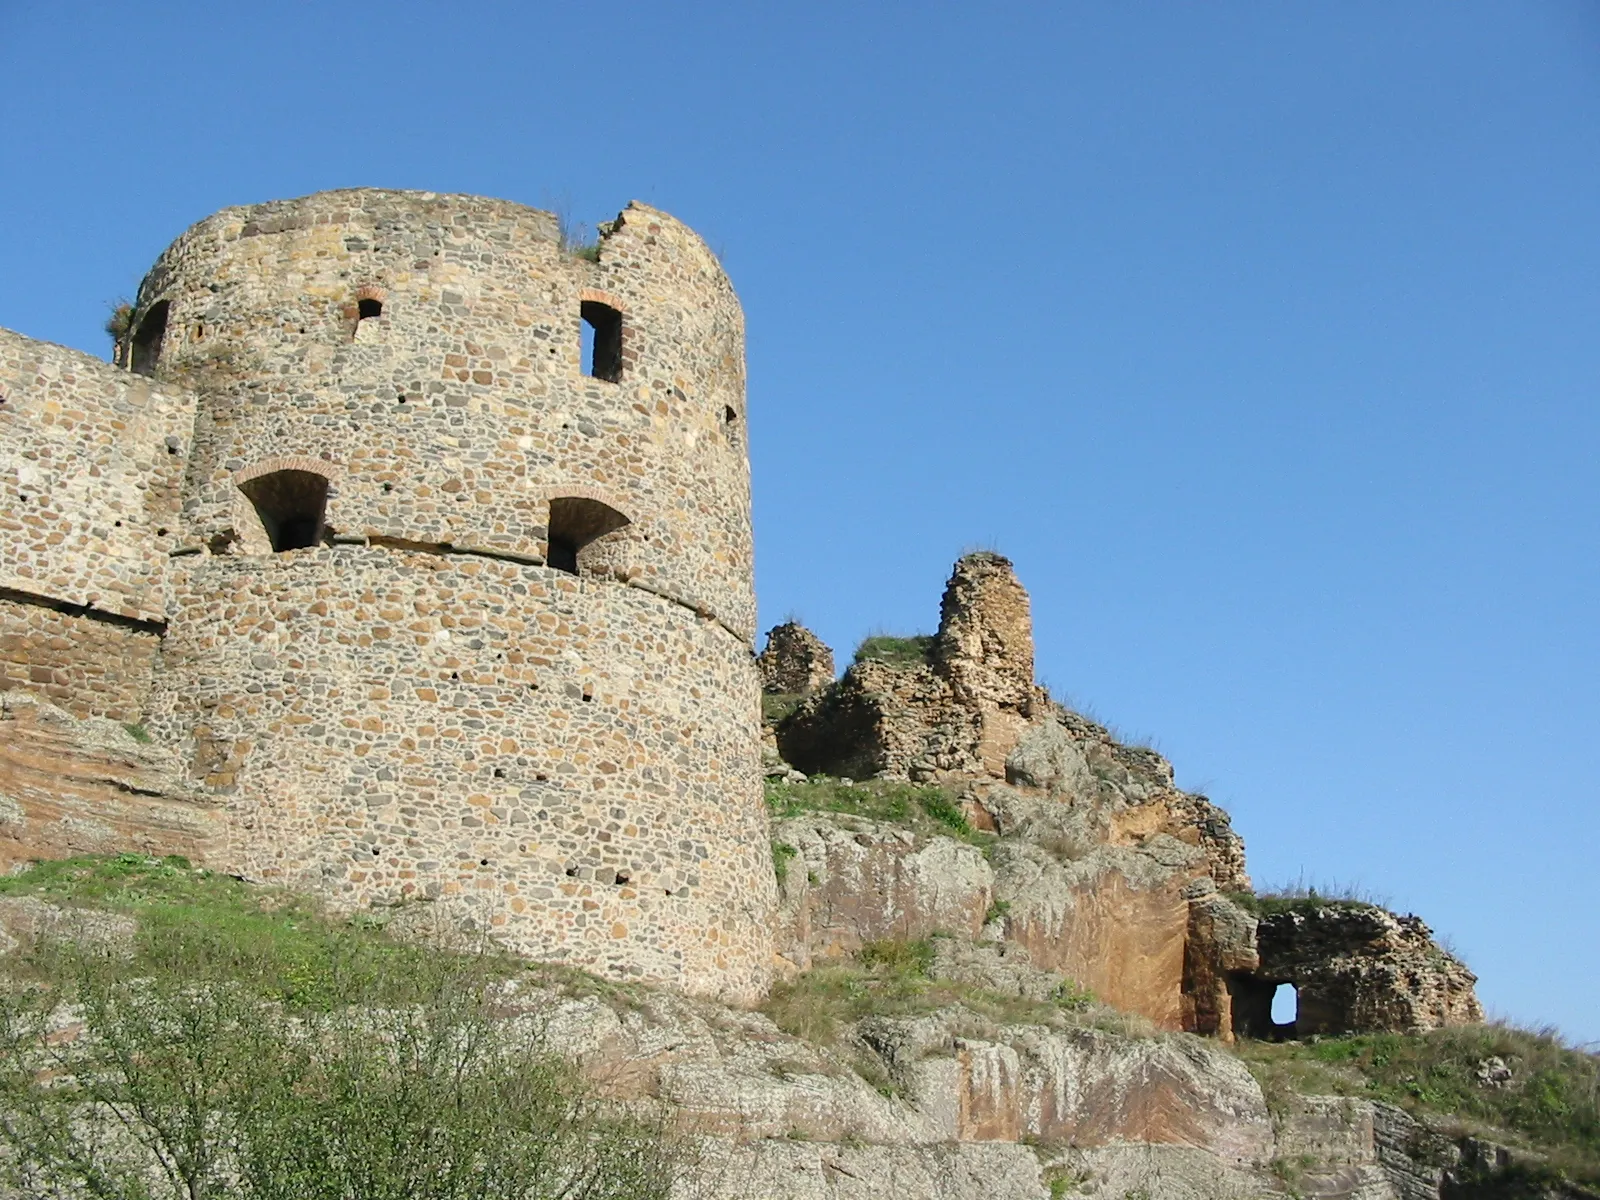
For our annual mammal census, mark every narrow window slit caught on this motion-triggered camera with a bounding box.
[580,301,622,382]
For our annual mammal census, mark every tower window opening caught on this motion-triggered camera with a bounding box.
[358,297,383,321]
[545,496,630,576]
[239,469,329,552]
[580,301,623,382]
[130,301,170,377]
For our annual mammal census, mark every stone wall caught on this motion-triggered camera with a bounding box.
[1232,903,1483,1037]
[0,597,160,722]
[0,327,194,626]
[757,621,834,695]
[148,545,773,1002]
[0,188,771,1003]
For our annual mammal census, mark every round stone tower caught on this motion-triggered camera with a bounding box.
[134,189,771,1001]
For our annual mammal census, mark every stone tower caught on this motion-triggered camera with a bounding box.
[2,188,773,1002]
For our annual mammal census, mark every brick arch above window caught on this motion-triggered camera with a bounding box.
[577,287,626,313]
[234,455,341,488]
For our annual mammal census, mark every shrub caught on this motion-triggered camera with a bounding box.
[0,856,680,1200]
[762,692,805,725]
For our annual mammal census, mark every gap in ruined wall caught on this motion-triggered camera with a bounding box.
[580,301,622,382]
[130,301,169,377]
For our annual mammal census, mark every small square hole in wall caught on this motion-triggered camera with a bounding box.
[579,301,622,382]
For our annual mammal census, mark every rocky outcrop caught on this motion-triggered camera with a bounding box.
[1232,903,1483,1037]
[758,622,835,696]
[772,813,993,971]
[0,690,221,872]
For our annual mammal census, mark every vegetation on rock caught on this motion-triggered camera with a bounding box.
[1237,1025,1600,1186]
[766,775,989,846]
[761,936,1098,1050]
[851,634,936,669]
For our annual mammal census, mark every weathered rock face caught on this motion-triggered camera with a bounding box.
[1233,904,1484,1037]
[758,622,835,696]
[771,813,993,972]
[0,691,220,872]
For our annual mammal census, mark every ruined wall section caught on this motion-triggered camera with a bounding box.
[0,328,195,719]
[148,547,771,1000]
[134,189,752,638]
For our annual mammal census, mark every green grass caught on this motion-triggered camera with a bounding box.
[762,692,805,725]
[771,841,798,887]
[1236,1025,1600,1185]
[121,721,152,743]
[852,634,935,669]
[765,776,991,847]
[761,938,1098,1048]
[1226,889,1379,919]
[0,854,507,1010]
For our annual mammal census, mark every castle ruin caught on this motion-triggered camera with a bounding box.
[0,189,773,1002]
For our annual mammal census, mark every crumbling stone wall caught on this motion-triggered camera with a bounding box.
[0,328,194,625]
[1231,903,1484,1037]
[0,598,159,722]
[757,621,834,695]
[776,553,1035,781]
[0,329,195,720]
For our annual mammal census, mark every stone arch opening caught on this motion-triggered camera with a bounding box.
[546,496,630,575]
[357,297,383,321]
[580,300,623,382]
[130,301,170,377]
[239,470,329,552]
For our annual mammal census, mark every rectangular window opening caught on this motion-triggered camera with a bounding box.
[580,301,623,382]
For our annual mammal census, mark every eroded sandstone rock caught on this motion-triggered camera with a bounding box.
[0,691,220,872]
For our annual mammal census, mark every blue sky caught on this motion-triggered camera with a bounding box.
[2,2,1596,1043]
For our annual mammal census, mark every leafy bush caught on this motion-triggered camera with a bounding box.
[762,692,805,725]
[0,856,679,1200]
[852,634,935,669]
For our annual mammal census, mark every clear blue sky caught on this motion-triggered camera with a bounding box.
[2,2,1596,1043]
